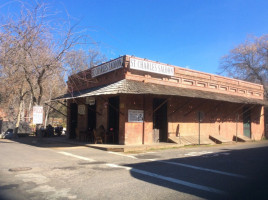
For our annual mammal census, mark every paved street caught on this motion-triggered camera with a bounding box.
[0,138,268,200]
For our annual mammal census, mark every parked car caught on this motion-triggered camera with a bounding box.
[55,126,63,136]
[0,129,13,139]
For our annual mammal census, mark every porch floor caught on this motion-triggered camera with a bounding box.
[85,143,184,152]
[47,136,185,152]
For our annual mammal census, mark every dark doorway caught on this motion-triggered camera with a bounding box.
[108,96,119,144]
[153,98,167,142]
[70,103,78,139]
[243,107,251,138]
[88,104,96,131]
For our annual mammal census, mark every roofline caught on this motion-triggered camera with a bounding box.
[53,79,268,106]
[125,55,264,89]
[67,54,264,94]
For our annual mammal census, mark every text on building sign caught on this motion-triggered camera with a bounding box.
[91,57,123,78]
[33,106,43,124]
[128,109,144,122]
[129,58,174,76]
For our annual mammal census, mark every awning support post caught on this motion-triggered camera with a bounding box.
[236,114,239,143]
[198,111,201,145]
[56,100,70,109]
[205,102,223,115]
[73,98,102,116]
[153,98,169,113]
[99,96,124,116]
[184,100,205,117]
[168,99,193,117]
[143,95,145,145]
[44,103,67,117]
[223,104,245,120]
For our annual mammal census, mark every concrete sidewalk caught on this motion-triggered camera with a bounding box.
[46,136,184,152]
[5,135,266,152]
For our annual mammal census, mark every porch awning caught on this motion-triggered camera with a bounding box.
[54,79,268,106]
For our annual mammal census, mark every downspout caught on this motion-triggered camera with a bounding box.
[236,114,239,143]
[142,94,145,145]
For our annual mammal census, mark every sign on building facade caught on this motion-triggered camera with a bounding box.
[129,58,174,76]
[86,97,95,105]
[78,105,86,115]
[91,57,124,78]
[128,109,144,122]
[33,106,43,124]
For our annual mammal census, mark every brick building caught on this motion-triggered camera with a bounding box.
[56,55,267,145]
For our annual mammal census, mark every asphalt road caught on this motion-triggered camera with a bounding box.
[0,137,268,200]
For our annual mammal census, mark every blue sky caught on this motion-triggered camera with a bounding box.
[1,0,268,75]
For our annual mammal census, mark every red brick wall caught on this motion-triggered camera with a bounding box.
[168,97,239,139]
[121,95,264,144]
[66,55,265,144]
[67,97,107,139]
[251,106,265,140]
[119,95,126,145]
[120,94,155,145]
[68,55,264,102]
[67,56,127,93]
[68,95,264,144]
[96,97,108,131]
[123,94,144,145]
[75,98,87,132]
[143,95,154,144]
[168,97,264,141]
[124,55,264,100]
[265,107,268,138]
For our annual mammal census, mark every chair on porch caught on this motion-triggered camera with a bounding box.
[105,128,115,144]
[93,129,103,144]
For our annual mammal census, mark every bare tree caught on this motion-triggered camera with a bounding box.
[0,1,81,135]
[43,72,67,126]
[65,49,107,75]
[64,48,107,95]
[0,1,107,136]
[219,35,268,98]
[0,47,30,132]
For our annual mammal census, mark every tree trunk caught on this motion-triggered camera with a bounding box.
[44,105,50,127]
[21,100,25,122]
[28,94,32,123]
[14,97,23,138]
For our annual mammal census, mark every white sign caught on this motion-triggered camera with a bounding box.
[33,106,43,124]
[130,58,174,76]
[91,57,123,78]
[128,109,144,122]
[78,105,86,115]
[86,97,95,105]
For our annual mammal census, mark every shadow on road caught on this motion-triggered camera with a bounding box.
[125,146,268,199]
[8,135,79,148]
[0,141,13,144]
[3,136,268,199]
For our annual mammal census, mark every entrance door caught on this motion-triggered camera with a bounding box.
[108,96,119,144]
[153,98,167,142]
[70,103,78,139]
[243,107,251,138]
[88,104,96,131]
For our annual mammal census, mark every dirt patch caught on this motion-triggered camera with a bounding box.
[9,167,32,172]
[78,161,106,165]
[135,155,161,159]
[53,166,78,170]
[0,184,19,190]
[92,166,121,171]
